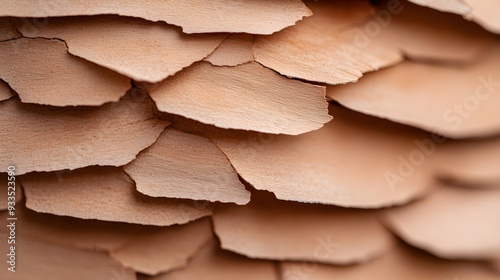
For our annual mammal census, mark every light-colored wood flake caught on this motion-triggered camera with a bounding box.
[21,167,213,225]
[213,192,394,264]
[327,43,500,139]
[125,128,250,205]
[144,61,331,135]
[465,0,500,33]
[139,239,277,280]
[0,0,311,34]
[0,234,136,280]
[0,38,130,106]
[408,0,471,14]
[385,186,500,259]
[209,106,435,208]
[14,16,225,83]
[204,34,254,66]
[281,244,500,280]
[111,218,213,275]
[253,0,402,85]
[255,0,493,82]
[0,93,168,175]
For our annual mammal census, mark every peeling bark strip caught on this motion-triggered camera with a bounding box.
[111,218,212,275]
[144,61,331,135]
[0,93,168,175]
[253,0,402,85]
[210,106,435,208]
[0,38,130,106]
[142,239,277,280]
[0,0,312,34]
[385,186,500,259]
[21,167,213,226]
[327,43,500,139]
[213,192,394,264]
[125,128,250,205]
[13,16,226,83]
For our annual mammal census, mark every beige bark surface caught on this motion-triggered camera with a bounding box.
[0,203,142,251]
[208,106,435,208]
[385,186,500,259]
[0,38,130,106]
[111,218,213,275]
[204,34,254,66]
[0,0,311,34]
[213,192,394,264]
[139,239,277,280]
[15,16,225,83]
[0,93,168,175]
[327,43,500,139]
[281,243,499,280]
[145,61,331,135]
[21,167,213,226]
[0,234,136,280]
[125,128,250,204]
[0,80,13,102]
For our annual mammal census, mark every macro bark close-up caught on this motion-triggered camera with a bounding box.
[1,0,500,279]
